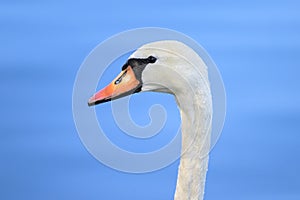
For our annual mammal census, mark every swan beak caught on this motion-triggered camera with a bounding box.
[88,66,141,106]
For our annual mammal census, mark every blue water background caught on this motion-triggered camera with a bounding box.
[1,0,300,199]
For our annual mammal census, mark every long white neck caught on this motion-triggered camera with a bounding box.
[173,79,212,200]
[141,59,212,199]
[132,40,213,200]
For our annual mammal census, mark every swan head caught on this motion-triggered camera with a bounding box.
[88,40,206,106]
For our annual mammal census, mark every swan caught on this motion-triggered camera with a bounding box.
[88,40,212,200]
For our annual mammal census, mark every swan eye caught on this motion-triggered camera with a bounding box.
[114,70,127,85]
[147,56,157,63]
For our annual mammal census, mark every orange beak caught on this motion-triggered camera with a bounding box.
[88,66,141,106]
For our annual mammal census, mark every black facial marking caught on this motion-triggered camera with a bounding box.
[122,56,157,70]
[121,56,157,84]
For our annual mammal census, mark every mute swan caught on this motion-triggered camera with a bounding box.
[88,40,212,200]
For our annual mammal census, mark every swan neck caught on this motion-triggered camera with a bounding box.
[174,89,212,200]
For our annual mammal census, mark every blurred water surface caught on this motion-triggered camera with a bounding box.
[1,0,300,199]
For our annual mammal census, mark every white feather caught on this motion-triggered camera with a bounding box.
[131,41,213,200]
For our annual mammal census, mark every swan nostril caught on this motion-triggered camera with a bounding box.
[114,70,127,85]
